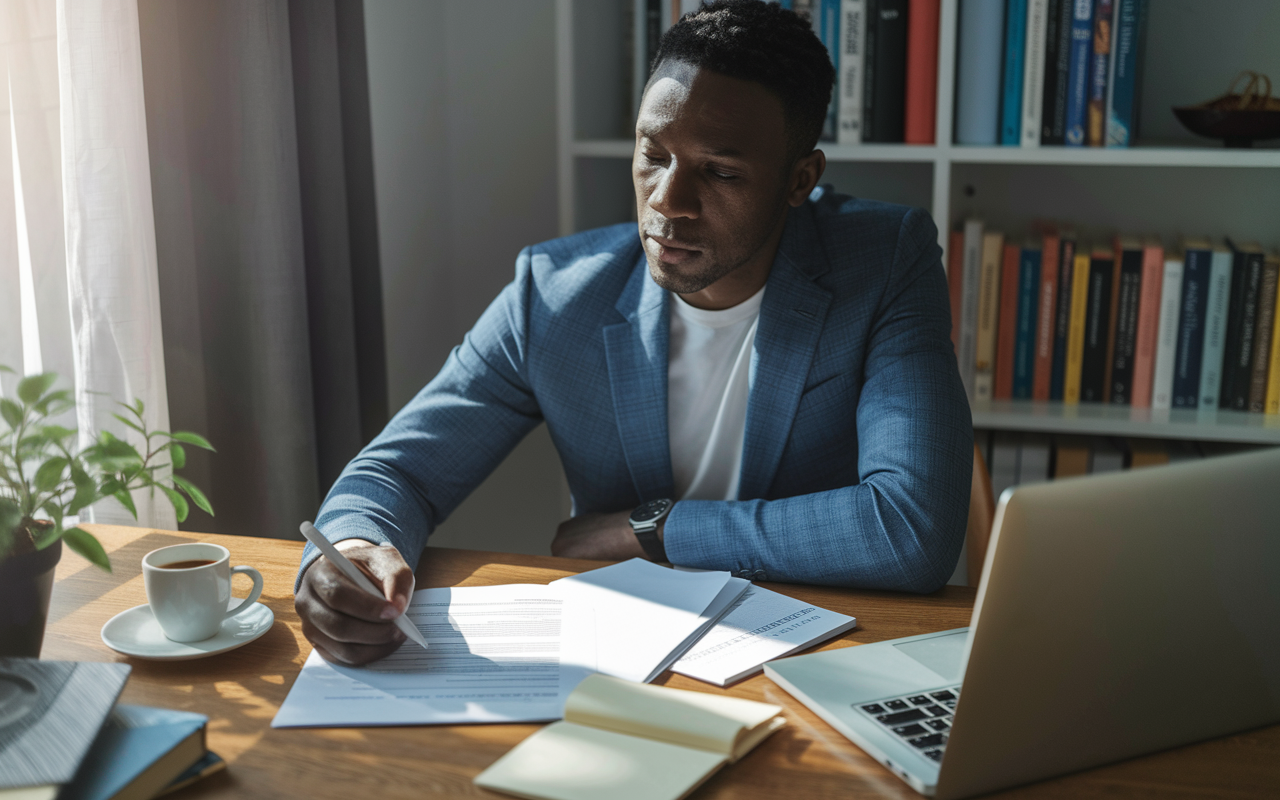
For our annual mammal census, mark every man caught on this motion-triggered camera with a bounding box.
[295,0,971,666]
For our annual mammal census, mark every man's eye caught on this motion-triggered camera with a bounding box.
[709,169,737,180]
[642,152,668,166]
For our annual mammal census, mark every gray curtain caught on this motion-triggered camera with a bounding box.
[137,0,387,540]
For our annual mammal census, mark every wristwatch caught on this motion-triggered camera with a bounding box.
[629,498,673,562]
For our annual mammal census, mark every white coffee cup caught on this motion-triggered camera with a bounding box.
[142,543,264,642]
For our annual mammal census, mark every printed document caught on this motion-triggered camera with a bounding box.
[671,584,857,686]
[272,584,595,727]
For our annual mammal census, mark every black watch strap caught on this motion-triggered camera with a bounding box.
[629,498,673,562]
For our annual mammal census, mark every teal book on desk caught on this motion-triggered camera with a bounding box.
[59,706,208,800]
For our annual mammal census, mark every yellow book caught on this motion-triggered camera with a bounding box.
[474,674,785,800]
[1267,253,1280,414]
[973,231,1005,400]
[1063,251,1092,404]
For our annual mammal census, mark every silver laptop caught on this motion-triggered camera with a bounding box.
[765,446,1280,798]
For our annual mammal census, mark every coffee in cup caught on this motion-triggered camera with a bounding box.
[142,543,264,642]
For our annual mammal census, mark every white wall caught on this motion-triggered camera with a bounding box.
[364,0,568,555]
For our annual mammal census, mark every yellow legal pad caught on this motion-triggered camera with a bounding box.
[474,674,786,800]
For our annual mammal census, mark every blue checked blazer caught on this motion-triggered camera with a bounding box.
[300,187,973,593]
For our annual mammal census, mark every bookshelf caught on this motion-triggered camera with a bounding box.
[555,0,1280,445]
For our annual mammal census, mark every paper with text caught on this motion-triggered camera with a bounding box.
[272,584,596,727]
[671,584,856,686]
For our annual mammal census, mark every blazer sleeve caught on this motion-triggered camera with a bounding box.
[662,208,973,593]
[295,249,544,589]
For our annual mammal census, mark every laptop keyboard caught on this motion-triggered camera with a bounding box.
[855,685,961,763]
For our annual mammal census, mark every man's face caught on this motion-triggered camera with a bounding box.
[633,63,794,297]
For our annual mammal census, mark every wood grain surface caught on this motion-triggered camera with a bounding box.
[40,525,1279,799]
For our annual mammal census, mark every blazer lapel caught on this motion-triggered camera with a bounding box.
[603,254,675,501]
[738,205,834,500]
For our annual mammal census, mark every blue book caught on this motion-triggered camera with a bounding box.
[60,706,208,800]
[1197,245,1233,409]
[817,0,841,140]
[1000,0,1028,145]
[1171,241,1214,408]
[1013,246,1042,398]
[1105,0,1144,146]
[1063,0,1093,146]
[956,0,1005,145]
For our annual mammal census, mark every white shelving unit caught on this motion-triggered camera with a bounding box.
[556,0,1280,445]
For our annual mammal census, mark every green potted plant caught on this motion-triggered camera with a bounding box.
[0,368,215,657]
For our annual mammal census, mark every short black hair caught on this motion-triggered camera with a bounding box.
[651,0,835,159]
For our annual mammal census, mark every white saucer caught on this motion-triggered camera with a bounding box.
[101,599,275,661]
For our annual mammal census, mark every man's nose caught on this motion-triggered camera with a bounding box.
[648,162,699,220]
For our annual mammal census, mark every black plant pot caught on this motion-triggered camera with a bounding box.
[0,537,62,658]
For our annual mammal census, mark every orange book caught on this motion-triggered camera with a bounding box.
[994,243,1022,400]
[1033,231,1060,401]
[948,230,965,354]
[904,0,940,144]
[1128,239,1165,409]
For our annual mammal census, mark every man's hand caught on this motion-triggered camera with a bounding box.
[551,510,656,560]
[295,540,415,666]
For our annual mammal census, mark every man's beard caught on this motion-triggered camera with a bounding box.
[645,255,734,295]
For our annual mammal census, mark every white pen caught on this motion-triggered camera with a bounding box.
[299,520,429,651]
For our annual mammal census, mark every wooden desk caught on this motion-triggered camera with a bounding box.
[42,525,1279,799]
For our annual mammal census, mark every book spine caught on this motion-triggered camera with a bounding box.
[948,229,965,354]
[838,0,867,144]
[1109,246,1143,404]
[868,0,908,142]
[819,0,841,140]
[1266,256,1280,414]
[1197,250,1233,409]
[1079,251,1114,402]
[955,0,1005,145]
[959,219,985,398]
[1086,0,1114,147]
[1040,0,1072,144]
[1104,0,1141,146]
[903,0,939,144]
[1171,247,1212,408]
[1020,0,1049,147]
[1013,247,1042,398]
[995,243,1022,400]
[975,231,1006,401]
[1218,243,1251,409]
[1000,0,1028,146]
[1128,242,1164,408]
[1249,258,1280,411]
[1033,233,1060,400]
[1224,250,1265,410]
[1101,243,1122,401]
[1050,237,1076,399]
[1151,258,1183,410]
[1064,251,1091,403]
[861,0,879,142]
[1063,0,1093,146]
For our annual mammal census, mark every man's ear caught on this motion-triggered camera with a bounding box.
[787,149,826,207]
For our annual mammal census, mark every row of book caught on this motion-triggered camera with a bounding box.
[956,0,1146,147]
[949,222,1280,413]
[631,0,944,144]
[976,431,1254,500]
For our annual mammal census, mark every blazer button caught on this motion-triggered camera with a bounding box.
[752,569,767,581]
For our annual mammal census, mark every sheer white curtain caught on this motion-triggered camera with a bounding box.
[1,0,175,529]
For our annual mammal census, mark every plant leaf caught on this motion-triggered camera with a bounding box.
[172,475,214,517]
[167,431,215,451]
[159,484,189,523]
[0,500,21,547]
[0,365,14,373]
[40,501,64,532]
[33,521,63,550]
[133,398,145,417]
[1,398,22,429]
[169,442,186,469]
[111,413,146,436]
[17,372,57,405]
[39,424,76,443]
[113,488,138,519]
[34,457,68,493]
[62,527,111,572]
[33,390,73,417]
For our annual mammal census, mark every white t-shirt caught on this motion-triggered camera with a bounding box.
[667,286,765,501]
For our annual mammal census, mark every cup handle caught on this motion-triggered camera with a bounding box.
[224,566,264,620]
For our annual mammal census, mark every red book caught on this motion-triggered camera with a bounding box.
[994,242,1022,400]
[904,0,940,144]
[948,230,964,354]
[1033,231,1060,400]
[1129,239,1165,408]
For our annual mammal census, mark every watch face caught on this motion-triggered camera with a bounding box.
[632,499,671,523]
